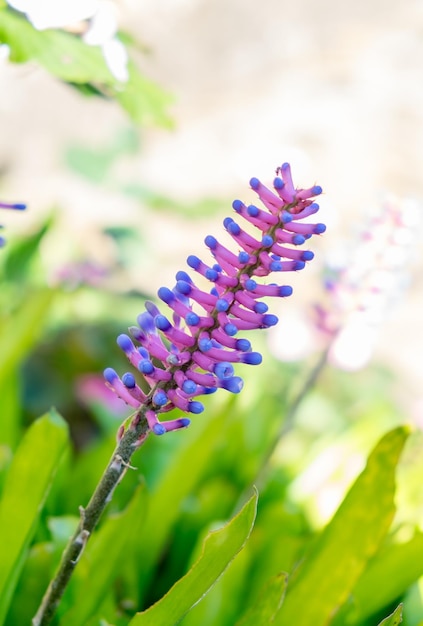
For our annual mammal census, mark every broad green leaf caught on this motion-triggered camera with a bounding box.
[4,543,54,626]
[181,535,251,626]
[0,368,20,448]
[341,532,423,624]
[274,426,410,626]
[136,408,234,596]
[1,217,52,282]
[0,410,69,625]
[0,288,56,391]
[115,60,174,129]
[236,573,288,626]
[129,490,257,626]
[0,9,172,127]
[59,485,148,626]
[0,9,115,84]
[377,604,403,625]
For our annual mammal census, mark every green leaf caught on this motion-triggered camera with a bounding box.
[273,426,410,626]
[4,542,54,626]
[115,60,174,128]
[235,573,288,626]
[377,604,403,625]
[0,9,173,127]
[1,218,52,282]
[342,532,423,624]
[0,410,69,626]
[136,408,234,597]
[0,9,115,84]
[129,490,257,626]
[0,368,20,449]
[0,288,56,393]
[59,485,148,626]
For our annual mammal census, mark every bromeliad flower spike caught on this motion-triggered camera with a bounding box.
[105,162,325,437]
[33,163,325,626]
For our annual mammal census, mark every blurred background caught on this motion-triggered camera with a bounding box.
[2,3,423,623]
[1,0,423,488]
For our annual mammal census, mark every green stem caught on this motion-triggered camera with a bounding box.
[32,411,149,626]
[255,346,330,493]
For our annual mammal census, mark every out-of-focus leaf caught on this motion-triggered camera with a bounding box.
[0,9,114,83]
[135,407,233,598]
[340,532,423,624]
[235,573,288,626]
[0,288,56,390]
[121,182,224,218]
[1,218,52,282]
[0,368,20,448]
[129,490,257,626]
[115,60,173,129]
[0,410,69,626]
[4,543,54,626]
[59,484,147,626]
[274,426,410,626]
[65,127,140,184]
[0,9,172,127]
[377,604,403,625]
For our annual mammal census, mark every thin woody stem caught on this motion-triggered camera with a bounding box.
[32,411,149,626]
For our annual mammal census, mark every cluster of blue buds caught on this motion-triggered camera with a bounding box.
[0,201,26,247]
[105,163,325,436]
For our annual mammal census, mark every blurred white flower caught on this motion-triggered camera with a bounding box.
[316,196,421,370]
[6,0,99,30]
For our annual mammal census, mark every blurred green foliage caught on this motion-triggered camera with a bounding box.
[0,211,423,626]
[1,8,423,624]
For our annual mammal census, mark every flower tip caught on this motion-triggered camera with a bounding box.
[263,314,278,327]
[221,376,244,393]
[153,390,168,406]
[155,314,171,331]
[242,352,262,365]
[293,234,306,245]
[104,367,117,383]
[158,286,174,304]
[122,372,136,388]
[0,201,26,210]
[188,401,204,414]
[279,285,293,297]
[205,235,217,250]
[312,185,323,196]
[249,177,260,190]
[315,223,326,234]
[214,361,235,380]
[187,255,200,269]
[117,334,133,353]
[153,423,167,436]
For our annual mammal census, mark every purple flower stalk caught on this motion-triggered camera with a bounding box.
[105,163,325,437]
[0,201,26,247]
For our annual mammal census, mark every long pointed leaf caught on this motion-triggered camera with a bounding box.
[0,410,69,625]
[274,426,410,626]
[129,490,258,626]
[377,604,403,625]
